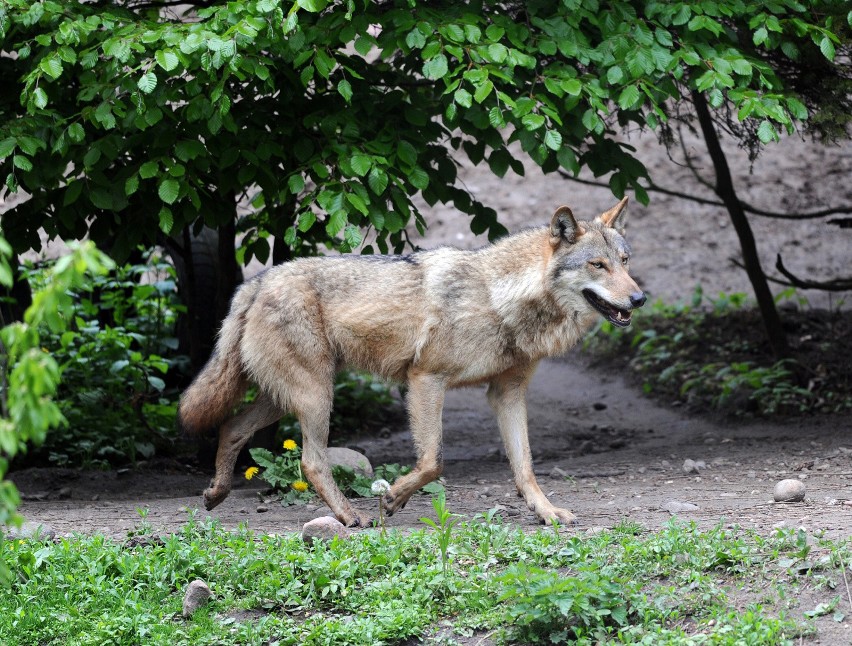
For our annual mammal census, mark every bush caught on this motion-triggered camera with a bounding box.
[21,250,186,468]
[584,286,851,417]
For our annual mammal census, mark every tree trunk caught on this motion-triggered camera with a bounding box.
[691,91,791,360]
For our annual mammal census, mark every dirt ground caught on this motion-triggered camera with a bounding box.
[7,127,852,641]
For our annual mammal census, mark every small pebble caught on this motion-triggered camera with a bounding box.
[256,505,268,513]
[774,479,806,503]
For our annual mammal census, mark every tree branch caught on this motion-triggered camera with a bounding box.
[556,171,852,221]
[775,254,852,292]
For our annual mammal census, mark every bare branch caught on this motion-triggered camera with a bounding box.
[775,254,852,292]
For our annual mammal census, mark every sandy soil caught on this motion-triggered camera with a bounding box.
[7,127,852,642]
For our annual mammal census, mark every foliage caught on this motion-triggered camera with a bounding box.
[24,251,186,468]
[419,489,461,575]
[0,0,848,265]
[248,441,313,505]
[499,565,633,643]
[2,516,844,643]
[0,238,113,584]
[249,440,441,506]
[584,286,852,417]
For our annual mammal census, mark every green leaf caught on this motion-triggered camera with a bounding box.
[288,174,305,195]
[0,138,16,159]
[12,155,32,172]
[326,210,347,236]
[756,120,777,143]
[297,211,316,232]
[344,224,362,249]
[350,153,372,177]
[125,175,139,196]
[67,123,84,143]
[557,146,579,174]
[473,80,494,103]
[488,106,505,129]
[606,66,624,84]
[137,72,158,94]
[397,141,418,167]
[543,130,562,151]
[155,50,180,72]
[487,43,508,63]
[345,192,369,216]
[296,0,328,12]
[139,160,159,179]
[422,54,448,80]
[337,78,353,103]
[367,167,388,195]
[561,79,582,96]
[454,88,473,108]
[521,113,545,131]
[158,206,174,234]
[39,55,63,80]
[819,37,835,60]
[158,178,180,204]
[32,87,48,109]
[617,85,641,110]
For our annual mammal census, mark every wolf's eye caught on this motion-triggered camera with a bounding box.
[590,261,605,269]
[621,256,629,265]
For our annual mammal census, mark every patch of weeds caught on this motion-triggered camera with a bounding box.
[1,520,847,645]
[499,565,635,643]
[248,439,442,507]
[583,285,852,417]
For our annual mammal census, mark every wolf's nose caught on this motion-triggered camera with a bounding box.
[630,291,647,308]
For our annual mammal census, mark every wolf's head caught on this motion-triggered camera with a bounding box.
[547,197,646,328]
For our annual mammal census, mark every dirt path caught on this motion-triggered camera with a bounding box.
[11,354,852,541]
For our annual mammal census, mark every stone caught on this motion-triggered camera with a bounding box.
[182,579,213,617]
[5,521,56,541]
[774,479,806,503]
[302,516,351,546]
[327,447,373,477]
[661,500,700,514]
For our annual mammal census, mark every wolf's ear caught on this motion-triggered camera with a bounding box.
[550,206,583,246]
[597,196,629,235]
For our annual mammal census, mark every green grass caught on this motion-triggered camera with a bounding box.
[1,512,848,645]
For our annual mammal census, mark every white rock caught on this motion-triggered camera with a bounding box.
[327,447,373,476]
[661,500,699,514]
[302,516,351,546]
[773,479,806,503]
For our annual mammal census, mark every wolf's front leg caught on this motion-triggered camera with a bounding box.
[383,372,447,515]
[487,368,577,526]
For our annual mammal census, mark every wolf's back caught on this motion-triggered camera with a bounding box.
[177,280,257,435]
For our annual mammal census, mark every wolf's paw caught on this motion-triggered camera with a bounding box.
[343,512,374,529]
[538,507,577,527]
[202,486,229,511]
[381,491,411,516]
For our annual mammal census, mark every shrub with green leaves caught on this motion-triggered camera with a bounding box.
[0,238,113,583]
[584,286,850,416]
[22,252,185,468]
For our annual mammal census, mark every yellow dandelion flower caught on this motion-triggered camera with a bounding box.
[244,466,259,480]
[292,480,309,493]
[282,439,298,451]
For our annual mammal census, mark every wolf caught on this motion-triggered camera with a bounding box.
[178,197,645,527]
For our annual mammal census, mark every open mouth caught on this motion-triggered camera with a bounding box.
[583,289,632,328]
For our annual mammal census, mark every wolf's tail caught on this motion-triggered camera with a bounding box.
[177,284,254,436]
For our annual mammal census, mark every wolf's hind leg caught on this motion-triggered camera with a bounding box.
[384,372,446,515]
[204,392,283,510]
[488,368,577,526]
